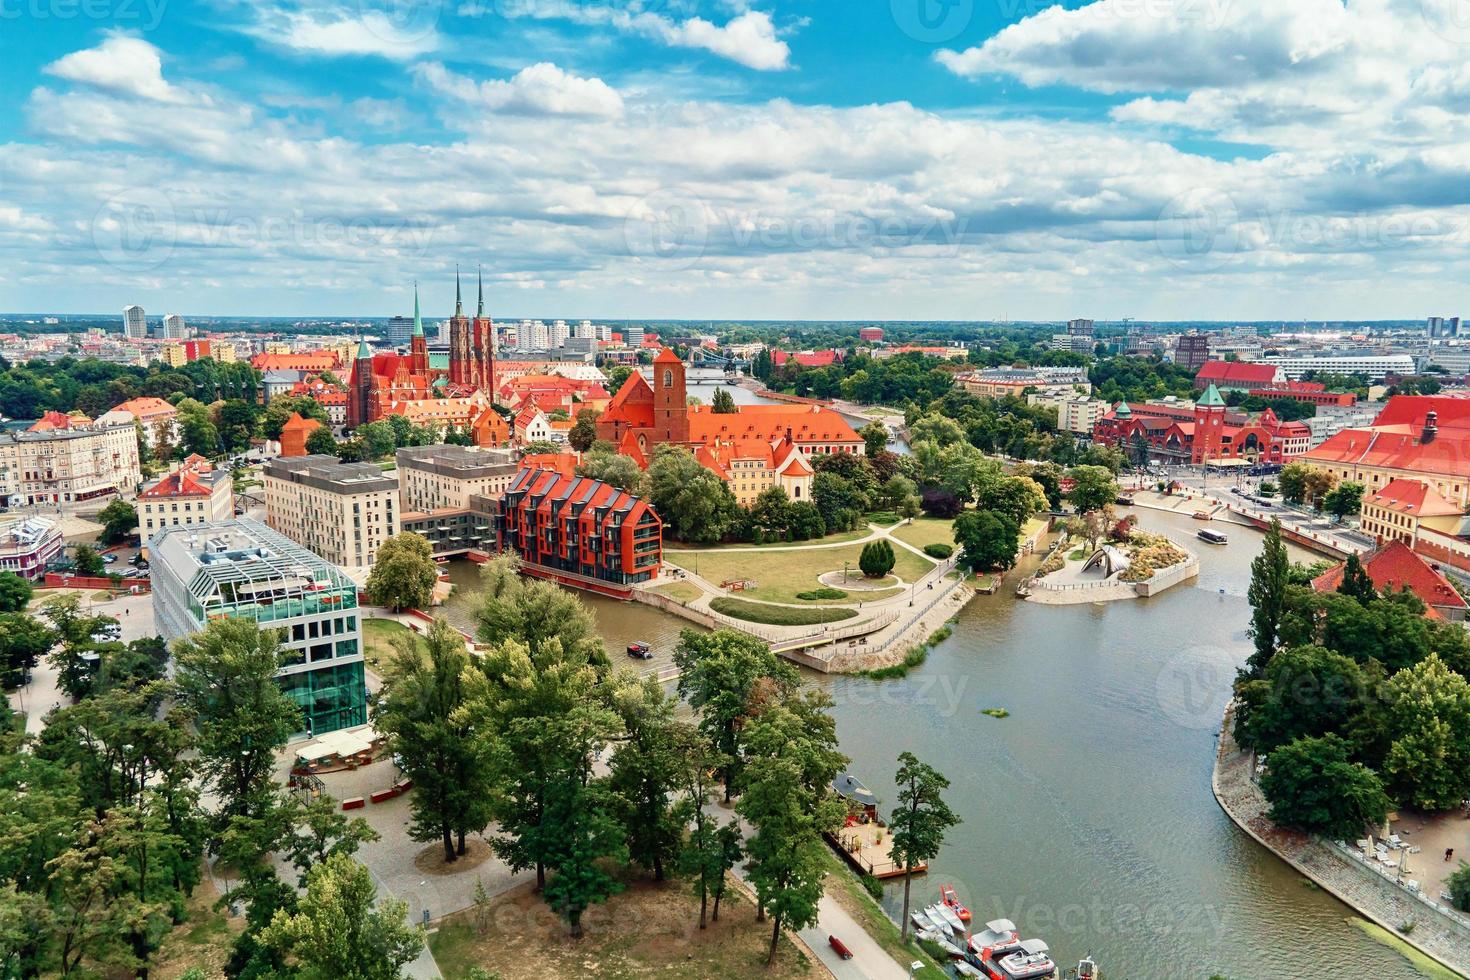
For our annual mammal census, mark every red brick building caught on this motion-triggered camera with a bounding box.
[1311,540,1467,621]
[1193,360,1285,392]
[1092,384,1310,464]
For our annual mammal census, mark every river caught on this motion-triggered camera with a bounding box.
[437,505,1427,977]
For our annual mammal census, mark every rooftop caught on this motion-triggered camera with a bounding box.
[395,444,518,478]
[1311,540,1468,617]
[263,455,399,494]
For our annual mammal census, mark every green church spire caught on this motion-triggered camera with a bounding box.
[411,281,423,338]
[1198,383,1225,408]
[476,265,484,319]
[454,265,463,318]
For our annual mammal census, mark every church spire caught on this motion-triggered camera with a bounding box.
[476,264,484,319]
[454,265,463,318]
[411,280,423,338]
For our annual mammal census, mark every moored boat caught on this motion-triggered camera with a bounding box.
[910,908,936,933]
[917,928,965,958]
[941,884,972,922]
[930,901,966,934]
[1197,528,1228,544]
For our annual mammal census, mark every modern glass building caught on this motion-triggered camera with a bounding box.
[152,517,367,736]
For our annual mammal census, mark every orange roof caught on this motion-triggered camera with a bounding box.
[654,346,682,364]
[112,396,177,420]
[617,431,647,469]
[140,461,223,499]
[29,410,90,431]
[1366,479,1463,519]
[519,452,578,478]
[1311,540,1468,616]
[280,412,321,434]
[601,371,656,429]
[686,403,861,447]
[251,352,340,372]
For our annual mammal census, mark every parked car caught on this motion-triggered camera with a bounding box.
[102,553,117,564]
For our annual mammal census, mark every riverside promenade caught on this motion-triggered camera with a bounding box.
[1213,707,1470,976]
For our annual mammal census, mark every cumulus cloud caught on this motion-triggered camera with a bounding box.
[44,34,188,104]
[417,62,625,118]
[271,11,439,59]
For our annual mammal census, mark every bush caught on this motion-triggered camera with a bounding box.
[860,874,884,900]
[920,489,962,518]
[859,540,896,578]
[708,597,857,626]
[865,511,900,526]
[922,543,953,560]
[796,587,848,601]
[1449,862,1470,913]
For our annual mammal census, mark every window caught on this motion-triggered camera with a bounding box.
[663,369,673,388]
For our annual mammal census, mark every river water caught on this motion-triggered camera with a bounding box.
[438,475,1427,976]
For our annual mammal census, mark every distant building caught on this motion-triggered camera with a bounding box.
[262,455,400,569]
[959,368,1090,401]
[151,518,367,736]
[396,444,519,513]
[1067,318,1095,337]
[1175,333,1211,371]
[1049,334,1094,354]
[0,517,63,580]
[123,305,147,340]
[1305,402,1383,448]
[162,314,186,339]
[278,412,325,458]
[1262,354,1415,381]
[1427,316,1462,339]
[1092,385,1310,464]
[252,352,341,374]
[98,396,180,453]
[1029,393,1108,435]
[385,315,414,346]
[1194,360,1286,392]
[0,419,142,507]
[138,457,234,552]
[859,327,885,343]
[261,371,302,403]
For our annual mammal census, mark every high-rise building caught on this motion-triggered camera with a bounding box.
[385,315,414,346]
[151,518,368,736]
[1066,318,1095,337]
[123,305,147,339]
[1427,316,1461,339]
[1176,332,1212,371]
[162,314,186,339]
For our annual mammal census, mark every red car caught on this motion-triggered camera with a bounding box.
[828,935,853,960]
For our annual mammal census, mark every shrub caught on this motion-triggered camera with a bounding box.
[866,511,900,526]
[859,539,896,578]
[922,543,953,560]
[920,489,962,518]
[1449,862,1470,913]
[796,587,848,601]
[860,874,884,900]
[708,597,857,626]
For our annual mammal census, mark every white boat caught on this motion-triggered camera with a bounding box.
[917,929,965,958]
[932,900,966,934]
[955,964,984,979]
[910,909,936,932]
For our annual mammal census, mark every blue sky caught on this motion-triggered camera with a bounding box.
[4,0,1470,320]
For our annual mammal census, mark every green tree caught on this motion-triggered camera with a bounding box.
[1448,862,1470,913]
[305,424,339,457]
[73,544,104,577]
[975,475,1047,527]
[1067,464,1118,513]
[609,676,690,882]
[568,409,602,452]
[954,509,1020,572]
[858,539,895,578]
[1278,462,1310,505]
[1382,653,1470,810]
[0,572,32,615]
[576,450,646,494]
[283,795,381,888]
[1323,481,1365,520]
[473,554,607,666]
[366,533,439,612]
[859,420,888,456]
[355,420,398,460]
[1260,734,1390,840]
[676,735,741,929]
[1336,553,1377,606]
[97,500,139,546]
[171,619,301,818]
[1244,519,1290,679]
[0,613,54,688]
[674,628,797,802]
[374,618,489,863]
[889,752,961,943]
[748,486,793,540]
[1235,646,1367,754]
[711,388,738,414]
[259,852,424,980]
[646,445,738,543]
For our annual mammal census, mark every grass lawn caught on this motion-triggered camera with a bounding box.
[665,526,871,550]
[152,871,244,980]
[669,541,932,605]
[362,618,425,670]
[709,597,857,626]
[429,875,816,980]
[891,517,956,552]
[813,848,945,977]
[650,581,703,605]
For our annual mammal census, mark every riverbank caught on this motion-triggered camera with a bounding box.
[1213,707,1470,977]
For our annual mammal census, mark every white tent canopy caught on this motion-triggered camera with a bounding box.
[294,725,378,763]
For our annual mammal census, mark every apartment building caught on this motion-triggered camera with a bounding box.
[151,518,367,736]
[1029,393,1108,435]
[0,517,64,580]
[139,457,234,553]
[0,420,142,507]
[262,455,399,569]
[395,444,519,513]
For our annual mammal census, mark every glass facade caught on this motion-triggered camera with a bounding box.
[279,660,367,737]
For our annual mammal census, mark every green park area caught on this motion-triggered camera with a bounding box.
[650,581,703,605]
[361,618,425,670]
[891,516,956,551]
[663,524,872,550]
[669,539,931,605]
[429,876,815,980]
[709,597,857,626]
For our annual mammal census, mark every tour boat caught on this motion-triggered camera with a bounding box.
[930,901,966,934]
[941,884,972,922]
[973,937,1058,980]
[1196,528,1229,545]
[1076,956,1098,979]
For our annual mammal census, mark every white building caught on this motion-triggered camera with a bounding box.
[123,305,147,339]
[1262,354,1416,381]
[162,314,187,339]
[261,455,400,571]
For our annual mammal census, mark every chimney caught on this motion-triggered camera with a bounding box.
[1422,410,1438,444]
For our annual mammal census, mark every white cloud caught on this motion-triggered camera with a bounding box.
[271,11,439,60]
[417,62,625,118]
[44,34,188,104]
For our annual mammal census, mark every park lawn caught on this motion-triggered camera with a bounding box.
[709,597,857,626]
[664,526,871,550]
[650,581,703,605]
[891,517,957,552]
[813,848,945,977]
[152,872,244,980]
[669,541,933,605]
[362,618,425,670]
[429,875,816,980]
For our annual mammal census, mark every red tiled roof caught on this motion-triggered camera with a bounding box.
[1311,540,1468,616]
[251,352,340,372]
[654,346,682,364]
[1195,361,1281,385]
[772,349,841,368]
[1369,394,1470,430]
[600,371,656,429]
[140,463,219,499]
[686,403,861,447]
[1365,479,1463,518]
[111,396,177,420]
[1302,423,1470,479]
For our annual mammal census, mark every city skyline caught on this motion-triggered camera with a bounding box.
[7,1,1470,319]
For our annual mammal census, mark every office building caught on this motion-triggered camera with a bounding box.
[385,315,414,346]
[1066,318,1095,337]
[262,455,400,569]
[151,518,367,736]
[162,314,187,339]
[1262,354,1416,381]
[1175,333,1212,371]
[396,444,520,513]
[1427,316,1462,339]
[123,305,147,339]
